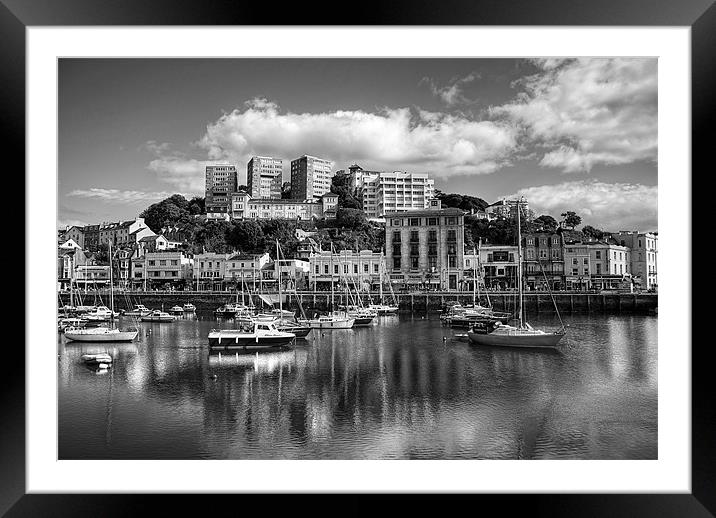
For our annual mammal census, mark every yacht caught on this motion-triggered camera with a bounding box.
[140,310,176,322]
[84,305,119,321]
[168,305,184,315]
[124,304,152,317]
[298,313,355,329]
[208,321,295,351]
[65,326,138,342]
[183,303,196,313]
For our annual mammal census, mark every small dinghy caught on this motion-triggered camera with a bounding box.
[81,353,113,367]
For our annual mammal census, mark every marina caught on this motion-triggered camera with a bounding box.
[58,311,657,460]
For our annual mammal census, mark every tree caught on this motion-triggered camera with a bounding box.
[188,196,205,215]
[281,182,292,199]
[336,207,368,230]
[582,225,605,240]
[436,192,489,213]
[227,220,265,253]
[330,175,361,209]
[140,194,192,231]
[561,211,582,230]
[193,220,232,253]
[533,215,558,232]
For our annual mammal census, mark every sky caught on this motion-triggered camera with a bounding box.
[58,58,658,232]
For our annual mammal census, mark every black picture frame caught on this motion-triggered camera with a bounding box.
[6,0,708,515]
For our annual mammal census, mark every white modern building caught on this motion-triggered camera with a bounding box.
[614,231,658,291]
[359,171,435,218]
[205,163,238,212]
[229,191,338,220]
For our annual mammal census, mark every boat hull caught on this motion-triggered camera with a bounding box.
[447,314,510,328]
[140,317,175,322]
[65,330,138,342]
[208,335,295,350]
[467,329,564,348]
[299,319,355,329]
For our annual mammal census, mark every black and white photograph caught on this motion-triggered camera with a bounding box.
[55,56,659,461]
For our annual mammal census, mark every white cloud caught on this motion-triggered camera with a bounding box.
[493,58,657,173]
[146,97,519,186]
[67,188,176,203]
[510,180,657,232]
[420,72,480,106]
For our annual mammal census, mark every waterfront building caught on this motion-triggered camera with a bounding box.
[586,241,632,291]
[137,234,173,252]
[522,232,565,290]
[265,258,311,290]
[614,231,658,291]
[247,156,283,199]
[563,243,592,291]
[129,226,157,245]
[224,252,271,288]
[290,155,335,201]
[384,198,465,290]
[57,241,93,291]
[205,164,238,213]
[308,249,385,291]
[112,248,134,287]
[131,251,193,289]
[74,265,111,287]
[228,191,338,221]
[463,245,518,290]
[193,252,230,291]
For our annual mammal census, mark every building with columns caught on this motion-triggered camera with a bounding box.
[384,198,465,290]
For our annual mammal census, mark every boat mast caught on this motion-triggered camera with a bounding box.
[330,243,334,313]
[109,240,114,315]
[472,246,477,307]
[277,239,283,316]
[516,198,523,328]
[379,250,384,304]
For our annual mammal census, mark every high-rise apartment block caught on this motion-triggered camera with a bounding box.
[290,155,335,201]
[205,164,238,213]
[247,156,283,199]
[337,164,435,218]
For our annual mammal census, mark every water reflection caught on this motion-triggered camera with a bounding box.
[59,314,657,459]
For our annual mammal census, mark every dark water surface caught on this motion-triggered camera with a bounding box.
[58,313,657,459]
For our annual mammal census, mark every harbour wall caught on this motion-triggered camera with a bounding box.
[60,291,658,315]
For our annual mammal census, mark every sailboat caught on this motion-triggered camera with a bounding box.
[468,198,566,348]
[65,242,139,343]
[367,252,399,315]
[272,240,312,338]
[298,244,355,329]
[443,242,511,328]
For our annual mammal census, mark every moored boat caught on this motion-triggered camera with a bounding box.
[140,310,176,322]
[124,304,152,317]
[183,303,196,313]
[297,314,355,329]
[65,326,139,342]
[467,197,566,350]
[208,321,295,351]
[168,305,184,315]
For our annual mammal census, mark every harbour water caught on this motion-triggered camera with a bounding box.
[58,313,657,459]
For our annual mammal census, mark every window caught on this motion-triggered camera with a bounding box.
[334,265,339,274]
[409,218,420,226]
[393,231,401,242]
[374,264,379,273]
[448,256,456,268]
[171,260,178,266]
[410,256,419,268]
[572,258,578,265]
[446,217,457,225]
[315,265,319,274]
[583,258,588,265]
[354,264,359,274]
[427,217,437,226]
[148,260,155,266]
[595,251,601,259]
[324,265,329,274]
[447,229,457,242]
[393,244,401,256]
[393,257,401,269]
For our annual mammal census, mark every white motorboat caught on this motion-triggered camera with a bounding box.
[208,321,295,350]
[124,304,152,317]
[58,317,86,332]
[343,305,377,326]
[183,303,196,313]
[140,310,176,322]
[168,305,184,315]
[367,303,399,315]
[65,326,138,342]
[84,305,119,321]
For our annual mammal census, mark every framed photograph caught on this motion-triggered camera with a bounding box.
[9,0,708,514]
